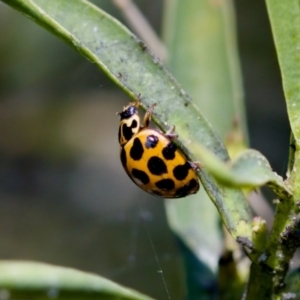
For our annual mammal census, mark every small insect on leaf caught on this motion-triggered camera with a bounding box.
[117,100,200,198]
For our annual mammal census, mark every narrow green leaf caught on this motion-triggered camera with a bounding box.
[266,0,300,202]
[0,261,154,300]
[163,0,247,139]
[195,147,291,199]
[1,0,252,241]
[265,0,300,142]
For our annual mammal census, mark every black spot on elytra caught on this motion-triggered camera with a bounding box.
[122,123,134,142]
[120,147,127,167]
[132,168,149,185]
[173,162,191,181]
[162,142,177,160]
[130,138,144,160]
[147,156,167,175]
[175,179,198,198]
[145,135,159,149]
[155,179,175,191]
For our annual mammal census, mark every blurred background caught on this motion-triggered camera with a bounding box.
[0,0,289,299]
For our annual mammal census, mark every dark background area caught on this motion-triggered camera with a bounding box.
[0,0,289,299]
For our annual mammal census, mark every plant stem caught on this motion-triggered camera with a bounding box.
[246,194,300,298]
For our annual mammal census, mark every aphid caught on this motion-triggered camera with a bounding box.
[117,100,200,198]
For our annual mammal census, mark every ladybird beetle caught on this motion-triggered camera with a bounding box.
[117,100,200,198]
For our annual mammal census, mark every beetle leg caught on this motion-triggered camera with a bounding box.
[164,125,178,140]
[143,103,157,128]
[189,161,202,170]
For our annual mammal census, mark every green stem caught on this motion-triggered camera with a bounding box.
[246,168,300,298]
[245,263,273,300]
[246,198,297,298]
[245,151,300,297]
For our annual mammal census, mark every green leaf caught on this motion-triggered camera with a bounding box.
[1,0,252,241]
[195,147,291,199]
[163,0,247,140]
[266,0,300,202]
[265,0,300,142]
[0,261,154,299]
